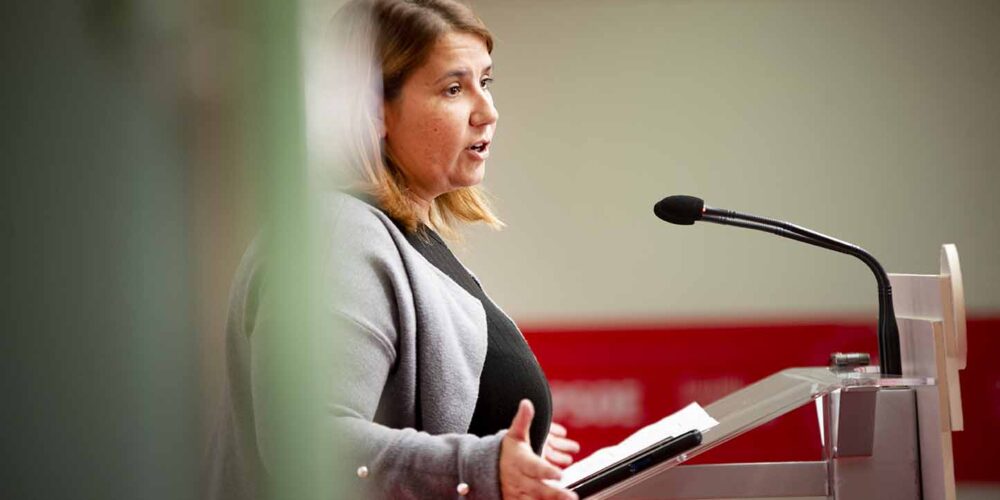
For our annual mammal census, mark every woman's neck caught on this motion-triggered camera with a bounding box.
[408,191,434,227]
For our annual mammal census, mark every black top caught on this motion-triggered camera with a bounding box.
[399,226,552,455]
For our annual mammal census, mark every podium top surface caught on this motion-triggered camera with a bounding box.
[590,367,932,498]
[701,367,931,454]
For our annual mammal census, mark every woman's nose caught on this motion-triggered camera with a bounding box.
[470,91,499,127]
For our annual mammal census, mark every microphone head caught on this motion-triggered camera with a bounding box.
[654,195,705,225]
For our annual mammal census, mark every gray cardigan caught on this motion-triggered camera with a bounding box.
[205,193,506,499]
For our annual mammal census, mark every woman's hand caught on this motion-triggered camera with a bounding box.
[542,422,580,467]
[499,400,578,500]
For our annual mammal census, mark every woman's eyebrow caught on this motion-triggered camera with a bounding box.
[433,65,493,84]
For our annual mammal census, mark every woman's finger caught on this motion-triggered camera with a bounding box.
[544,446,574,466]
[521,477,578,500]
[549,422,568,437]
[547,434,581,454]
[507,399,535,442]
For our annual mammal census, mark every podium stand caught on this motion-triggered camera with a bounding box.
[589,245,967,500]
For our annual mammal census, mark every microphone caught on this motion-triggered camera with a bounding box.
[654,195,902,376]
[653,195,704,225]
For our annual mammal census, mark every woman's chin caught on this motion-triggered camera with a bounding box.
[455,163,487,189]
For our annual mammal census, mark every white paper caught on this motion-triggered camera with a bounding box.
[557,402,718,487]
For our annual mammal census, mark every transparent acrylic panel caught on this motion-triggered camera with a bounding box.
[591,366,933,498]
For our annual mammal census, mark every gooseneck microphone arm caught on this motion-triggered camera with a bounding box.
[702,210,901,376]
[655,195,902,376]
[700,214,844,252]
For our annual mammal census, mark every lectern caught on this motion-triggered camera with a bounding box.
[589,245,967,500]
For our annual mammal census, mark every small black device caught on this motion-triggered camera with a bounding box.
[567,429,703,498]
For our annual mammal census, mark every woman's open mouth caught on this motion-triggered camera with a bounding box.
[467,140,490,159]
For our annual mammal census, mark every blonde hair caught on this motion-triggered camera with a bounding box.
[330,0,503,237]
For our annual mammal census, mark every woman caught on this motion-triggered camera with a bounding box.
[206,1,579,498]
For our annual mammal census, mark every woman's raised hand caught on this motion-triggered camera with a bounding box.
[542,422,580,467]
[499,400,578,500]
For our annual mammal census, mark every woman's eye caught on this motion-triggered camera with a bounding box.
[446,84,461,96]
[481,77,494,90]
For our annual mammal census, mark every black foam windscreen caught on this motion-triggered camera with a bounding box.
[653,195,705,225]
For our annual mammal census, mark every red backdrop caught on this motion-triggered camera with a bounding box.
[523,316,999,483]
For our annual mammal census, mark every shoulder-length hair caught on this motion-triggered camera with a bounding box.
[327,0,503,237]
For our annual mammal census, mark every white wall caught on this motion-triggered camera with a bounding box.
[459,0,1000,323]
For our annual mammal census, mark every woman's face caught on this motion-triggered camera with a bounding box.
[383,31,498,203]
